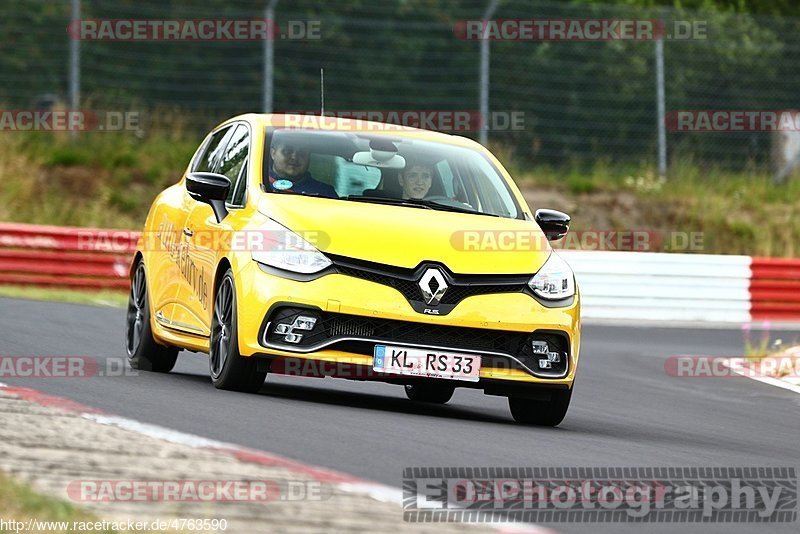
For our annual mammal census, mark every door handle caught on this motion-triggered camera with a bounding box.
[183,228,193,238]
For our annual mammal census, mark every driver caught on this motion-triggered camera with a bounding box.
[398,161,435,200]
[268,140,337,198]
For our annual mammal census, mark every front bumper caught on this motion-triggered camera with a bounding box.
[234,261,580,386]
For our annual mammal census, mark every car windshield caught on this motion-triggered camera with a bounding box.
[264,129,521,219]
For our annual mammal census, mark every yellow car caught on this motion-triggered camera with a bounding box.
[126,114,580,426]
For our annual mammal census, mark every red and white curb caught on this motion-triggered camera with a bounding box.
[721,357,800,396]
[0,381,554,534]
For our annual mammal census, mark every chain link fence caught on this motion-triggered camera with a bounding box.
[2,0,800,174]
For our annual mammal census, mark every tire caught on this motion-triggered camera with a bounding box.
[508,388,572,427]
[404,382,455,404]
[126,260,179,372]
[209,269,266,393]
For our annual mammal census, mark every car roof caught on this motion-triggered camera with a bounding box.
[222,113,482,150]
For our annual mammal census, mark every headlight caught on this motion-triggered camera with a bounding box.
[528,252,575,300]
[250,220,331,274]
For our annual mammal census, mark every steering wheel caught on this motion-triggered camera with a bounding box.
[424,195,475,209]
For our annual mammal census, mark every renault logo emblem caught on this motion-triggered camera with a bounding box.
[419,268,448,306]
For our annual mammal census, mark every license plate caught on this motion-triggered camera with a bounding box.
[373,345,481,382]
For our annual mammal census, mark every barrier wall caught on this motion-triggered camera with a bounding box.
[1,223,798,322]
[0,223,137,290]
[560,251,753,323]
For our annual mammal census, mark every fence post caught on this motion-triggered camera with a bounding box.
[263,0,279,113]
[479,0,498,147]
[69,0,81,124]
[655,28,667,177]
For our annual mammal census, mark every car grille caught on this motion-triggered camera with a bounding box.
[329,254,530,307]
[263,307,569,378]
[321,312,529,354]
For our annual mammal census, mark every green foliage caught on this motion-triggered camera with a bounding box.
[0,471,119,532]
[567,175,598,194]
[45,146,91,167]
[1,0,797,169]
[0,127,199,229]
[520,158,800,257]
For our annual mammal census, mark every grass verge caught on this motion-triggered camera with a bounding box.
[0,471,115,533]
[0,286,127,308]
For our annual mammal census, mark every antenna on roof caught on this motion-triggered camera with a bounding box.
[320,68,325,116]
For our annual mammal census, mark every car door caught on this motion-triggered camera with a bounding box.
[146,183,186,328]
[161,124,234,336]
[172,123,250,337]
[147,126,229,328]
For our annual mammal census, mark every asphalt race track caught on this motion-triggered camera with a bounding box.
[1,296,799,534]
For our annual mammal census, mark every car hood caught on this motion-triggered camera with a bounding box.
[257,195,551,275]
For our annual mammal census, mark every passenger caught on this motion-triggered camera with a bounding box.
[399,161,435,200]
[267,141,337,198]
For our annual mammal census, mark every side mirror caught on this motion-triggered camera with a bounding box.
[186,172,230,222]
[535,208,570,241]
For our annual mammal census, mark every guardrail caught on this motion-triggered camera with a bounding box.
[1,222,798,322]
[560,251,754,323]
[750,258,800,321]
[0,223,137,290]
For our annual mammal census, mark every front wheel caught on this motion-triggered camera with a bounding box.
[404,382,455,404]
[508,388,572,427]
[126,260,179,372]
[209,269,266,393]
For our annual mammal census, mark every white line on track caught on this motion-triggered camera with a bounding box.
[721,360,800,395]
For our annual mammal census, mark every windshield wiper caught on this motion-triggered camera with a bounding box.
[345,195,434,210]
[407,198,499,217]
[344,195,500,217]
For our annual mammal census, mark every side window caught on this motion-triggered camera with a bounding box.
[217,125,249,205]
[193,126,233,173]
[436,160,455,197]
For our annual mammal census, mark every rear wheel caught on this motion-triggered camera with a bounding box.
[508,388,572,427]
[126,261,179,372]
[404,382,455,404]
[209,269,266,393]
